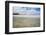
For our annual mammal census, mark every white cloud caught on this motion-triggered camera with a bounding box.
[13,7,40,15]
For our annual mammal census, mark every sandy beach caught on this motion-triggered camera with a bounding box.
[13,15,40,28]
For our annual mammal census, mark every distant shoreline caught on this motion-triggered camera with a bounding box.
[13,15,40,18]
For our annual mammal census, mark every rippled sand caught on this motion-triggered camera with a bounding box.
[13,16,40,28]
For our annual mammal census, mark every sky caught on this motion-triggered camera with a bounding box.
[13,6,40,15]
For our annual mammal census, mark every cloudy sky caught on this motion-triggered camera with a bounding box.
[13,6,40,15]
